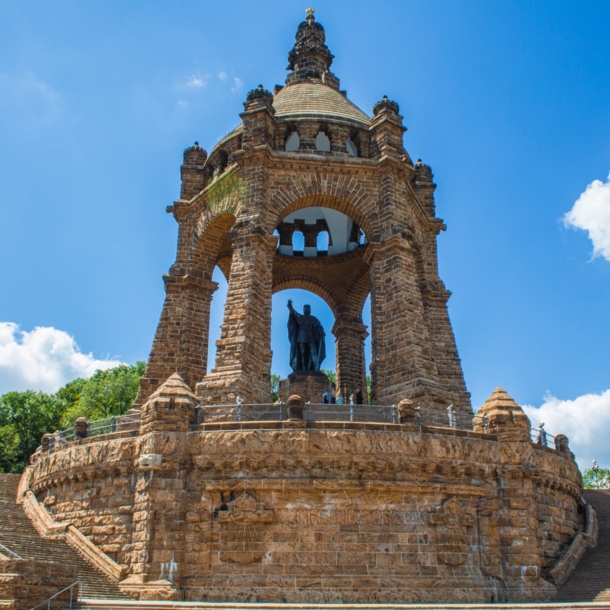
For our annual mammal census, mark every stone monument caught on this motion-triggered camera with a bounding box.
[282,299,330,403]
[18,10,594,606]
[133,7,472,416]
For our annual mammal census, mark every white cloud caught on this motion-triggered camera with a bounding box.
[523,389,610,470]
[218,71,227,82]
[231,77,243,93]
[0,323,122,395]
[185,74,207,88]
[564,172,610,261]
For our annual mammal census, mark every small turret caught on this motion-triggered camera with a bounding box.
[473,387,531,442]
[414,159,436,216]
[180,142,207,200]
[241,85,276,149]
[370,96,407,160]
[140,372,198,434]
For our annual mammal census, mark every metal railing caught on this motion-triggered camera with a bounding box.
[0,543,23,559]
[87,411,141,437]
[46,411,141,453]
[196,403,283,424]
[196,402,474,429]
[30,581,79,610]
[531,426,557,449]
[306,402,398,424]
[39,401,477,455]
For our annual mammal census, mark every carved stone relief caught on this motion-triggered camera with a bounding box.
[429,496,474,566]
[216,491,274,564]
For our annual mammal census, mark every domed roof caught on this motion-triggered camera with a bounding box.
[273,84,370,126]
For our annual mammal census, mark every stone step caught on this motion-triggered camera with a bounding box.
[554,490,610,602]
[0,473,128,600]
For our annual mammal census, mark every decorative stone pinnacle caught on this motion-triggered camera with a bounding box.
[183,141,207,163]
[373,95,400,116]
[286,10,336,87]
[245,84,273,106]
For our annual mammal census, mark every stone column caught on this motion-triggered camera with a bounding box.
[332,317,368,403]
[421,281,472,411]
[364,237,440,407]
[136,275,218,406]
[197,226,277,404]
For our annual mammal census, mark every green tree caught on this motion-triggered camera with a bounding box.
[270,373,281,402]
[55,376,88,409]
[0,391,65,471]
[60,362,146,425]
[583,465,610,489]
[321,369,336,387]
[0,425,20,473]
[0,361,146,473]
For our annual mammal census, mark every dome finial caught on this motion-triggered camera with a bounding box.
[286,9,339,89]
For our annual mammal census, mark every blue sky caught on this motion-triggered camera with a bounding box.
[1,1,609,466]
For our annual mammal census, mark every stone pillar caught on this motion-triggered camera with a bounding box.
[332,317,368,403]
[421,280,472,411]
[197,227,277,404]
[364,237,440,407]
[123,374,196,600]
[74,418,88,439]
[135,274,218,406]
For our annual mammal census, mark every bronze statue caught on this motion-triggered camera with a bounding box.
[287,300,326,372]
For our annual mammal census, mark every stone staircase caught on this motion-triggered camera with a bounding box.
[554,489,610,602]
[0,473,127,600]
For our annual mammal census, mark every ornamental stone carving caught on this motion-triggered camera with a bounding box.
[217,492,274,564]
[429,496,475,566]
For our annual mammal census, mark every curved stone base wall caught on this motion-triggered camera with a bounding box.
[24,416,583,603]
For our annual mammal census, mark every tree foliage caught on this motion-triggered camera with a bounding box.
[0,391,65,472]
[0,362,145,473]
[583,466,610,489]
[321,369,336,386]
[270,373,281,402]
[59,362,146,425]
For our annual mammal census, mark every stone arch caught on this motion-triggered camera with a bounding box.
[283,122,301,152]
[265,173,381,242]
[272,276,341,317]
[191,212,236,280]
[343,267,371,318]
